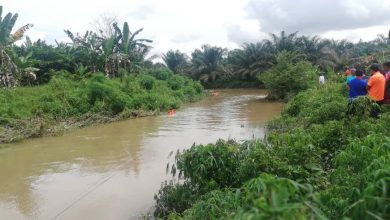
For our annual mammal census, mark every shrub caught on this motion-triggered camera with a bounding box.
[154,181,199,218]
[175,139,241,190]
[170,174,326,220]
[138,74,156,90]
[284,83,348,125]
[258,51,318,101]
[168,75,186,90]
[149,68,174,80]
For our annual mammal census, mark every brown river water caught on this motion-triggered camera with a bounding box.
[0,89,283,220]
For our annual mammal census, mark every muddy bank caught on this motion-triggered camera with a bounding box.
[0,110,158,144]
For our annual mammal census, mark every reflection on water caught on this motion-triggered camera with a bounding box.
[0,89,283,220]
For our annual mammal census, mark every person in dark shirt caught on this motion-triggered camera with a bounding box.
[348,68,367,102]
[383,62,390,103]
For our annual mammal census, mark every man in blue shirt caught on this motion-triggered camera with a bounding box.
[348,68,367,101]
[346,68,356,83]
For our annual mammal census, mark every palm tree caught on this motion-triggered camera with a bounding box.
[266,31,299,53]
[190,45,229,82]
[227,42,273,79]
[295,35,324,63]
[317,39,356,70]
[0,6,33,87]
[162,50,189,75]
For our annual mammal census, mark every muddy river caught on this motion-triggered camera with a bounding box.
[0,89,283,220]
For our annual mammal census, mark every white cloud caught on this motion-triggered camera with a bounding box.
[246,0,390,34]
[2,0,390,57]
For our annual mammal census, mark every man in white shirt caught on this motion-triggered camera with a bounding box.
[319,73,325,85]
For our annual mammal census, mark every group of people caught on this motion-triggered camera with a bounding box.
[346,62,390,105]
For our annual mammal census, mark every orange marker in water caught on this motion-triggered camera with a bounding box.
[168,108,176,116]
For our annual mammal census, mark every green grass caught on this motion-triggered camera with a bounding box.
[0,68,203,142]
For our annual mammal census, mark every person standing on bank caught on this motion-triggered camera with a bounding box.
[319,73,325,85]
[348,69,367,102]
[382,62,390,103]
[367,63,385,104]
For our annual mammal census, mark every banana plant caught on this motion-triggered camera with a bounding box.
[113,22,152,54]
[64,30,105,73]
[0,6,33,87]
[109,22,153,74]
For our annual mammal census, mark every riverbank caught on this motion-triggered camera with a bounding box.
[0,89,281,220]
[0,69,203,144]
[0,110,158,144]
[154,82,390,219]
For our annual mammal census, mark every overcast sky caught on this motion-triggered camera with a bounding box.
[3,0,390,57]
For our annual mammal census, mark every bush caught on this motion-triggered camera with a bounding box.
[149,68,174,80]
[284,83,348,125]
[154,181,198,217]
[167,75,186,90]
[169,174,326,220]
[258,51,318,101]
[138,74,156,90]
[0,71,203,141]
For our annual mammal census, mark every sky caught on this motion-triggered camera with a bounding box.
[3,0,390,58]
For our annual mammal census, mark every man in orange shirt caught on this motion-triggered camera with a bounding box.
[367,63,385,103]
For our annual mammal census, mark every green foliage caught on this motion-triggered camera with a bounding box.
[167,75,185,90]
[258,51,318,100]
[347,96,381,120]
[154,181,199,217]
[162,50,189,74]
[138,74,155,90]
[284,83,347,124]
[175,140,242,190]
[322,135,390,219]
[0,72,203,140]
[148,68,174,80]
[168,174,326,220]
[155,80,390,219]
[190,44,229,83]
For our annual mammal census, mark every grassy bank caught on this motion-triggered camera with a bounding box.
[0,69,203,143]
[153,82,389,219]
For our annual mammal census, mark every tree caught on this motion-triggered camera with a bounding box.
[104,22,153,77]
[64,30,105,72]
[228,42,273,79]
[162,50,189,75]
[190,45,229,82]
[64,21,153,77]
[266,31,299,53]
[258,51,318,100]
[0,6,33,87]
[317,39,356,70]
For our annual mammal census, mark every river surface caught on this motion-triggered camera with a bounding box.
[0,89,283,220]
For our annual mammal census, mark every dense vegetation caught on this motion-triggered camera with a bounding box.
[0,6,203,143]
[0,68,202,143]
[162,31,390,88]
[2,5,390,90]
[154,69,389,219]
[1,4,389,219]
